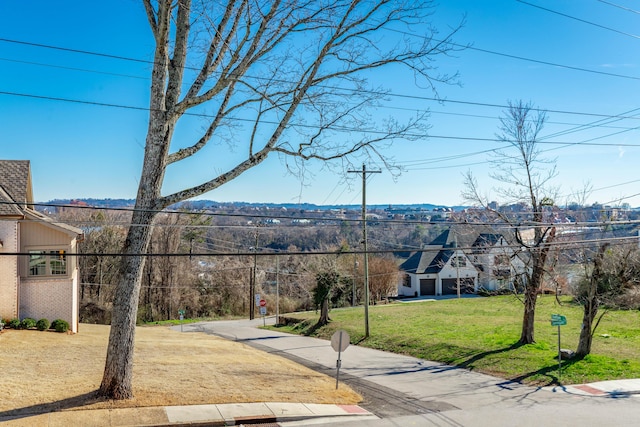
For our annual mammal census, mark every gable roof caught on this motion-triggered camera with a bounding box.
[0,160,33,215]
[399,248,456,274]
[0,185,23,216]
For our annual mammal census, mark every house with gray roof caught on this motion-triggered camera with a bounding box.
[0,160,83,332]
[398,229,478,297]
[469,232,528,292]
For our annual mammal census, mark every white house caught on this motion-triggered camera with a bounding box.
[470,233,528,292]
[398,229,478,297]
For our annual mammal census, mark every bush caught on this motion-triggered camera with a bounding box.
[20,318,37,330]
[36,318,50,331]
[51,319,69,333]
[8,318,20,329]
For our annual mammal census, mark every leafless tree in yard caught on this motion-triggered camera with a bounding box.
[462,100,557,345]
[573,243,640,357]
[99,0,462,399]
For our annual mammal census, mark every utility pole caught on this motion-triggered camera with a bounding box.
[275,255,280,325]
[455,234,460,299]
[348,164,380,338]
[250,225,260,320]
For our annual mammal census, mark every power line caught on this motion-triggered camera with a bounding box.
[3,36,640,117]
[597,0,640,15]
[6,89,640,156]
[516,0,640,40]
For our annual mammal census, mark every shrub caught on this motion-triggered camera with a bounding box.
[51,319,69,333]
[20,318,37,330]
[36,318,50,331]
[8,318,21,329]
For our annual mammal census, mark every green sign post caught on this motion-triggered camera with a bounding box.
[551,314,567,375]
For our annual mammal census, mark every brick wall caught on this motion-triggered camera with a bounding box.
[0,221,18,319]
[19,275,77,332]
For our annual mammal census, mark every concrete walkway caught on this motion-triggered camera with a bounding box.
[0,402,376,426]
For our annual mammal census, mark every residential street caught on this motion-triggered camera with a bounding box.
[178,317,640,426]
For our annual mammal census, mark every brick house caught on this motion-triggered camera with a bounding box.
[0,160,83,332]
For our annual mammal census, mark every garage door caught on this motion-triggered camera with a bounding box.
[442,278,475,295]
[419,279,436,296]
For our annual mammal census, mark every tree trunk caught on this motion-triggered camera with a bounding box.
[98,209,155,399]
[318,298,330,327]
[576,243,608,357]
[519,284,537,344]
[518,227,556,345]
[576,299,597,357]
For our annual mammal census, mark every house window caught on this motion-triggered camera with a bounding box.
[403,274,412,288]
[28,250,67,276]
[451,256,466,267]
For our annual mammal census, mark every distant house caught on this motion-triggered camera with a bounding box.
[0,160,83,332]
[398,229,478,297]
[469,232,527,292]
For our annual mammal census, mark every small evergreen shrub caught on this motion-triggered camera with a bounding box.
[52,319,69,333]
[20,318,37,330]
[36,318,50,331]
[8,318,21,329]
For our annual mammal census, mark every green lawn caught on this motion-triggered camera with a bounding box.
[271,295,640,386]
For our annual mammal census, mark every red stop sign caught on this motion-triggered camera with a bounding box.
[259,299,266,307]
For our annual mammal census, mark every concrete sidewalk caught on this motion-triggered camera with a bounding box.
[179,317,640,426]
[0,402,377,426]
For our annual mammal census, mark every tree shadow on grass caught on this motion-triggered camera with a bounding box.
[508,358,581,386]
[0,391,106,421]
[456,342,525,370]
[454,342,582,387]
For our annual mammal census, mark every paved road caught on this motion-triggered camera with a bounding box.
[177,318,640,426]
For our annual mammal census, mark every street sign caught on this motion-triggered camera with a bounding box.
[551,314,567,326]
[331,330,350,390]
[255,294,261,306]
[259,299,267,307]
[259,306,267,316]
[551,314,567,376]
[331,330,350,353]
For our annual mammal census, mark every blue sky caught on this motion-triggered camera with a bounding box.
[2,0,640,207]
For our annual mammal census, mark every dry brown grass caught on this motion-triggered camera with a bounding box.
[0,324,360,415]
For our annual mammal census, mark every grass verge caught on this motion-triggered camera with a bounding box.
[270,295,640,386]
[0,323,361,415]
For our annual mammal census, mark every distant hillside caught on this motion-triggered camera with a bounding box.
[43,198,466,211]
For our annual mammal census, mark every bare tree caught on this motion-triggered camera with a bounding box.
[574,243,640,357]
[368,255,401,302]
[99,0,461,399]
[462,100,557,345]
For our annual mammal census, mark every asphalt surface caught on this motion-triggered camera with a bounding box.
[181,316,640,426]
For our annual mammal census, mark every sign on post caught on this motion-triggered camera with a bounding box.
[331,330,350,389]
[551,314,567,375]
[551,314,567,326]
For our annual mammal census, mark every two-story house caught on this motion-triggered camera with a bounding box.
[0,160,83,332]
